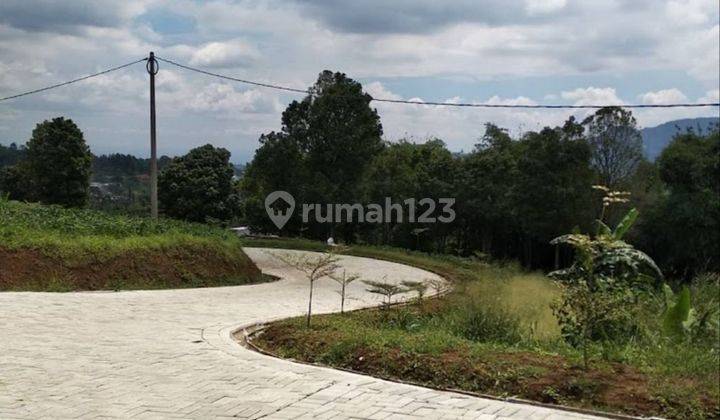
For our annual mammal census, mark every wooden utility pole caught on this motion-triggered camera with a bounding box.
[147,52,159,219]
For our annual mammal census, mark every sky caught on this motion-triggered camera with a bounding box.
[0,0,718,163]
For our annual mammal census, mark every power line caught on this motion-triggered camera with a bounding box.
[0,58,147,102]
[156,55,720,109]
[156,56,310,94]
[1,55,719,109]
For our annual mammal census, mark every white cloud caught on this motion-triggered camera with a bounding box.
[186,83,281,114]
[639,88,688,104]
[364,81,402,100]
[699,89,720,103]
[525,0,567,15]
[189,40,259,68]
[665,0,714,25]
[561,87,624,106]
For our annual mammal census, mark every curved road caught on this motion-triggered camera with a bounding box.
[0,248,603,419]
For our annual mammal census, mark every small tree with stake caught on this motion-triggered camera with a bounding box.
[329,269,360,314]
[274,251,340,327]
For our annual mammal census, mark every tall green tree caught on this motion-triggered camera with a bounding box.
[362,139,455,250]
[241,70,384,239]
[514,122,595,267]
[24,117,92,207]
[582,107,643,188]
[239,132,307,233]
[282,70,384,204]
[638,129,720,278]
[455,124,519,256]
[159,144,239,223]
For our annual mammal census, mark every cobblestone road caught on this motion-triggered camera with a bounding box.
[0,248,605,419]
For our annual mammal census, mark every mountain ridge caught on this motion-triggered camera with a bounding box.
[641,116,719,160]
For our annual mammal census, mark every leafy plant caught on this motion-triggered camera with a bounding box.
[661,285,694,340]
[662,276,720,344]
[550,187,662,368]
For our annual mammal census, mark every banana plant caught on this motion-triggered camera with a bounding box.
[550,207,662,291]
[661,285,695,340]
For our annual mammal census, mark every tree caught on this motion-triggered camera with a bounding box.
[241,70,384,241]
[24,117,92,207]
[401,280,428,306]
[159,144,239,223]
[285,71,383,201]
[361,139,455,250]
[274,251,340,327]
[582,107,643,188]
[454,124,519,257]
[239,132,307,233]
[638,129,720,278]
[0,163,33,200]
[514,123,595,268]
[0,142,25,167]
[329,269,361,314]
[362,279,409,310]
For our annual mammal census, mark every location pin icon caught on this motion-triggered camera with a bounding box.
[264,191,295,230]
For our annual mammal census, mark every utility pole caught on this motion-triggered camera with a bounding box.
[146,52,159,219]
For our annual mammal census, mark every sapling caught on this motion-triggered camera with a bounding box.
[401,280,428,303]
[426,277,446,296]
[362,278,409,310]
[273,251,340,327]
[329,269,360,314]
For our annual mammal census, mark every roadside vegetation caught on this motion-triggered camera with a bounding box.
[245,235,719,419]
[0,198,264,291]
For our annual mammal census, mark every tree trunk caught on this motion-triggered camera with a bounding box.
[306,280,314,328]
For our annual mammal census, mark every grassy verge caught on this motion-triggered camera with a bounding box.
[243,237,720,420]
[0,200,265,291]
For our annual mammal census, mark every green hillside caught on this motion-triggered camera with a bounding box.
[0,199,264,291]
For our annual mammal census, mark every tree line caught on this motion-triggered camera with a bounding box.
[1,71,717,280]
[239,71,719,279]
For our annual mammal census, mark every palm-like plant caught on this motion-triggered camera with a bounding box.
[363,279,409,310]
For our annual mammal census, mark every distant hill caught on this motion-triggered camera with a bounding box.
[641,117,719,160]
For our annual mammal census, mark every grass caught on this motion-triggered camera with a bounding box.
[1,199,241,260]
[0,199,264,290]
[244,237,720,420]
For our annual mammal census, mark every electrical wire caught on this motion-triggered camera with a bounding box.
[156,56,720,109]
[2,55,719,110]
[156,56,310,94]
[0,58,147,102]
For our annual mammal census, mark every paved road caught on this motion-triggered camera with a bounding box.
[0,248,605,419]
